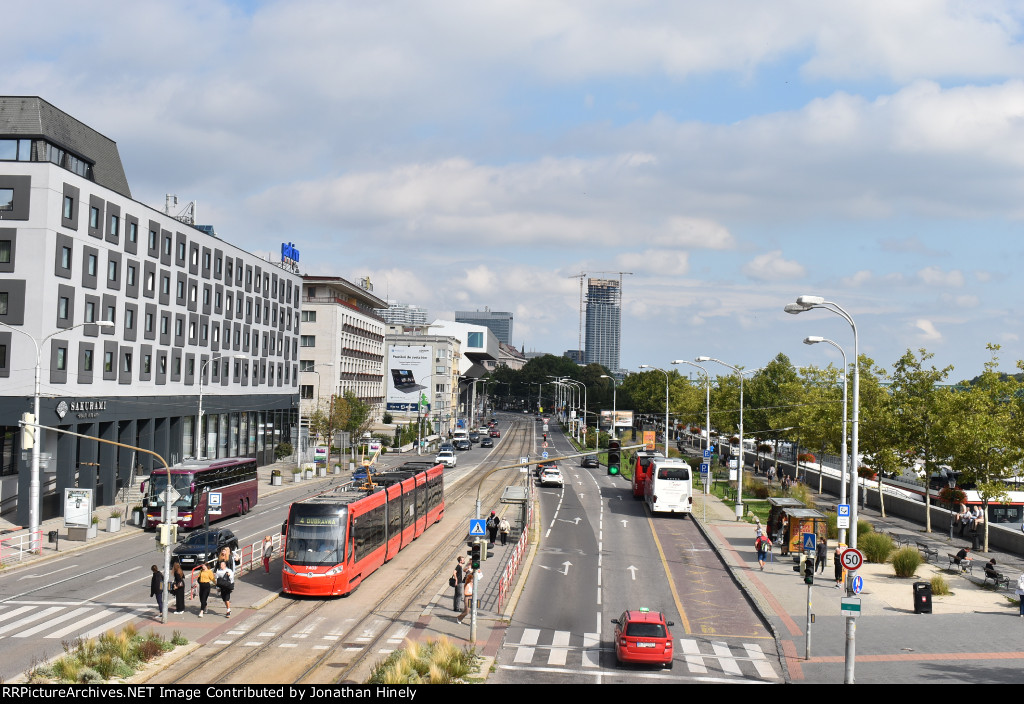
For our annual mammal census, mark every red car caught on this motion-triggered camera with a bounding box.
[611,608,674,668]
[489,429,500,437]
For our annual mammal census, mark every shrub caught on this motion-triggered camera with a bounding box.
[931,575,951,596]
[860,532,894,563]
[891,546,923,578]
[274,442,293,460]
[857,519,873,536]
[798,453,816,464]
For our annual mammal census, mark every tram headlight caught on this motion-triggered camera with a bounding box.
[283,563,297,575]
[325,564,345,576]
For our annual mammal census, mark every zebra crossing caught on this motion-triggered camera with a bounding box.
[0,601,152,641]
[501,628,780,680]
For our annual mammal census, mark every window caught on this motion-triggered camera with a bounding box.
[145,313,154,332]
[108,260,117,281]
[161,275,170,295]
[127,265,136,287]
[0,344,6,367]
[0,139,31,161]
[146,272,155,292]
[85,301,96,323]
[89,206,99,229]
[125,308,134,329]
[148,230,157,250]
[56,347,67,371]
[58,296,70,320]
[104,351,113,372]
[61,246,72,269]
[105,305,116,324]
[143,354,152,374]
[123,352,133,373]
[163,236,172,256]
[161,315,169,335]
[0,189,14,211]
[0,240,10,264]
[63,195,74,219]
[175,318,183,336]
[203,251,211,269]
[128,222,138,244]
[87,253,97,276]
[0,292,7,316]
[300,335,315,347]
[299,360,314,372]
[176,280,184,299]
[109,214,119,237]
[187,358,195,376]
[177,242,186,260]
[301,311,316,323]
[83,349,93,372]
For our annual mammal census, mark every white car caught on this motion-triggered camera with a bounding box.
[538,467,563,487]
[435,450,457,468]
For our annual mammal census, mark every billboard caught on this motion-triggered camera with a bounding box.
[600,410,634,429]
[386,345,432,413]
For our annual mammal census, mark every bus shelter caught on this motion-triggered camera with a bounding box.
[777,507,828,556]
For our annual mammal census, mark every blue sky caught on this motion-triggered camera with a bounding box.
[10,1,1024,381]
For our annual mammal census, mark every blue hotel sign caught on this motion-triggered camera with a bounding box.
[281,242,301,263]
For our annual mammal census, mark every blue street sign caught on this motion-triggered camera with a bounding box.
[469,519,487,537]
[838,504,851,517]
[703,450,712,459]
[802,532,816,553]
[700,463,709,475]
[542,451,549,459]
[852,575,864,594]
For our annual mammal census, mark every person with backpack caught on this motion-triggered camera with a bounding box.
[215,560,234,618]
[755,534,772,570]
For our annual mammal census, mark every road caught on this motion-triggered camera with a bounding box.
[490,424,782,683]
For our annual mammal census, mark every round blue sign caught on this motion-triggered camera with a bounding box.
[852,575,863,594]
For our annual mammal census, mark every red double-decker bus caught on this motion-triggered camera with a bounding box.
[282,461,445,597]
[143,457,259,529]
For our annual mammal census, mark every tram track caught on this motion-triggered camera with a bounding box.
[157,417,535,685]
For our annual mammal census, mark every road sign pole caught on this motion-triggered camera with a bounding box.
[806,577,813,660]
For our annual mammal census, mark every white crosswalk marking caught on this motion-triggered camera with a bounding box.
[677,638,780,680]
[15,607,92,638]
[548,630,570,665]
[0,606,62,636]
[679,638,708,673]
[514,628,540,663]
[744,643,779,679]
[711,642,742,675]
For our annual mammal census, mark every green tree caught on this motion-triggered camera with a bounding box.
[855,355,900,518]
[935,344,1024,552]
[746,353,800,474]
[888,348,954,532]
[788,363,845,491]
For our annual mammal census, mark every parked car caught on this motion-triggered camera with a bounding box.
[435,450,457,468]
[611,608,675,668]
[480,437,494,448]
[172,528,239,570]
[538,467,563,487]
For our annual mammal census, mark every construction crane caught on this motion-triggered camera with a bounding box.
[567,271,633,365]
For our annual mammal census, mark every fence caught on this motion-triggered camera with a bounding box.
[0,531,43,567]
[497,481,534,612]
[187,532,283,591]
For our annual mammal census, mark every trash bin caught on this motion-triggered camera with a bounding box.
[913,581,932,614]
[971,530,981,551]
[47,530,58,543]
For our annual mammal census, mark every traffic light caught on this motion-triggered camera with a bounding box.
[608,439,621,475]
[471,539,482,570]
[798,555,814,585]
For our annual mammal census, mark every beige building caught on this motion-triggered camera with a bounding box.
[383,333,461,438]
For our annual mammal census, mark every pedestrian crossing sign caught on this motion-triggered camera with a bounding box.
[469,519,487,536]
[802,532,816,553]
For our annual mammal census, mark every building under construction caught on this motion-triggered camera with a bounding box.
[584,278,621,371]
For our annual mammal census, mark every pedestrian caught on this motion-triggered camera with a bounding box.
[499,515,511,546]
[755,534,771,571]
[215,560,234,618]
[451,556,466,612]
[487,511,499,546]
[767,466,775,484]
[456,571,474,623]
[262,535,274,574]
[197,563,215,617]
[815,538,828,574]
[219,545,236,571]
[171,562,186,614]
[834,545,843,588]
[150,565,165,615]
[1016,574,1024,618]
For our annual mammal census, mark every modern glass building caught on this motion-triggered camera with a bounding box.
[454,308,513,345]
[584,278,621,370]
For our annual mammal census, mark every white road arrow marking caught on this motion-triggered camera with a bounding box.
[18,565,79,581]
[561,561,572,575]
[98,565,142,582]
[627,565,639,580]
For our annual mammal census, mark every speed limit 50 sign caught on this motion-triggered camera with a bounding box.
[841,547,864,571]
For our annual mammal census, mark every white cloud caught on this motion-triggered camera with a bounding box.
[743,251,806,282]
[841,270,873,287]
[914,319,943,341]
[917,267,965,287]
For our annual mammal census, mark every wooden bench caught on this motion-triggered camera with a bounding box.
[947,554,974,574]
[916,542,939,563]
[983,570,1010,590]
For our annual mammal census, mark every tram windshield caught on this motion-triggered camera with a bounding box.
[286,507,347,566]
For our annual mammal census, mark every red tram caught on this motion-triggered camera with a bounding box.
[281,461,445,596]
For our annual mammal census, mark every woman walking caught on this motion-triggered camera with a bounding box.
[215,560,235,617]
[171,563,186,614]
[456,571,474,623]
[262,536,274,574]
[197,563,216,617]
[451,556,465,612]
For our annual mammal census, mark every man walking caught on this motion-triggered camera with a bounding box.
[150,565,164,615]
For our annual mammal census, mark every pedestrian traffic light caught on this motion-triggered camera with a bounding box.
[608,439,621,475]
[471,539,482,570]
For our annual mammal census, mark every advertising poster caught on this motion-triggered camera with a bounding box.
[600,410,634,429]
[386,345,432,413]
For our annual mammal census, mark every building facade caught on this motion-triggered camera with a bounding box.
[380,301,428,327]
[382,333,461,438]
[454,308,513,345]
[299,276,387,455]
[0,97,300,522]
[584,278,621,371]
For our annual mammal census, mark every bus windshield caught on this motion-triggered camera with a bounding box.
[149,472,194,507]
[286,507,347,566]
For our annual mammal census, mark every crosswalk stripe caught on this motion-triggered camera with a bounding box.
[47,608,120,639]
[679,639,708,673]
[15,607,92,638]
[0,606,34,624]
[711,642,743,675]
[548,631,571,665]
[0,606,63,636]
[743,643,779,679]
[514,628,540,663]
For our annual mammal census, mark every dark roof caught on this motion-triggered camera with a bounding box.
[0,96,131,198]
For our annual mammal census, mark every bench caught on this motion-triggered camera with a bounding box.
[983,570,1010,590]
[886,532,910,548]
[947,554,974,574]
[916,542,939,563]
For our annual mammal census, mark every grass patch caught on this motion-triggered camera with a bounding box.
[366,637,479,684]
[930,575,951,596]
[26,624,185,684]
[859,532,894,564]
[891,546,923,578]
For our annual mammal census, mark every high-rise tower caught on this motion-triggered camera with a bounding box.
[584,278,621,370]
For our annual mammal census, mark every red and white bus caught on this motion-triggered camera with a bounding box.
[629,450,660,500]
[281,461,445,597]
[143,457,259,529]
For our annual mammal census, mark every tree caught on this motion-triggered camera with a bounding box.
[935,344,1024,552]
[789,363,845,492]
[888,349,954,532]
[855,355,900,517]
[745,354,800,475]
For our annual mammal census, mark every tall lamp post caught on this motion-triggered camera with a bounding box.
[785,294,860,685]
[600,374,619,440]
[639,365,671,458]
[198,353,248,461]
[565,379,587,445]
[803,336,850,546]
[671,359,711,462]
[1,318,114,549]
[694,357,761,521]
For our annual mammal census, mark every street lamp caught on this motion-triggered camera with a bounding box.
[639,365,671,458]
[600,374,619,439]
[803,335,850,545]
[694,357,761,521]
[198,353,248,461]
[1,318,114,548]
[671,359,712,465]
[786,294,860,685]
[565,379,587,446]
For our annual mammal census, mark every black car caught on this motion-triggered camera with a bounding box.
[580,455,599,468]
[172,528,239,570]
[468,431,481,443]
[480,437,494,448]
[454,438,472,451]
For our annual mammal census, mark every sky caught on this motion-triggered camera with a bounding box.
[9,1,1024,382]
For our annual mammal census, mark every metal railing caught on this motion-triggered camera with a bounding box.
[0,531,43,566]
